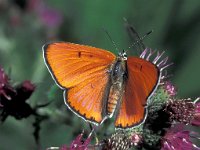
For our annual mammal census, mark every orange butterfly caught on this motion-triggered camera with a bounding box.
[43,42,166,129]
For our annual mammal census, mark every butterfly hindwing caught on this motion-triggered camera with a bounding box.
[65,69,110,124]
[43,42,116,124]
[115,57,160,129]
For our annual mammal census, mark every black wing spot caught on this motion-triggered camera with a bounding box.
[78,51,81,58]
[140,65,143,71]
[135,64,143,71]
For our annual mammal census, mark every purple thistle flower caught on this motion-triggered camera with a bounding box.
[165,99,195,124]
[0,66,35,121]
[139,48,172,71]
[164,81,177,96]
[0,80,35,121]
[70,133,91,150]
[16,80,36,102]
[161,124,200,150]
[192,101,200,126]
[38,6,63,28]
[0,66,15,102]
[60,132,91,150]
[165,97,200,126]
[131,133,142,146]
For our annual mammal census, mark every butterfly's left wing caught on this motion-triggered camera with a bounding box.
[115,57,160,129]
[43,42,116,125]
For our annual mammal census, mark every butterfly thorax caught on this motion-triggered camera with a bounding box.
[107,54,127,118]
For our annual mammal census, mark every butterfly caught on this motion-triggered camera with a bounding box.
[42,39,169,129]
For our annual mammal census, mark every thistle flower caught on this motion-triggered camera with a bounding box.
[102,132,139,150]
[60,132,91,150]
[164,81,177,97]
[27,0,63,28]
[0,66,35,122]
[50,132,141,150]
[70,133,91,150]
[0,66,15,102]
[16,80,36,102]
[161,124,200,150]
[131,133,142,146]
[191,101,200,126]
[165,99,195,124]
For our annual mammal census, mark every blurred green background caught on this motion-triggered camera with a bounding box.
[0,0,200,150]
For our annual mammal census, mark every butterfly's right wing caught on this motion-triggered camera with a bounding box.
[43,42,116,125]
[115,57,160,129]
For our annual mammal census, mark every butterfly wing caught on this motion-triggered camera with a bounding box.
[115,57,160,129]
[43,42,116,124]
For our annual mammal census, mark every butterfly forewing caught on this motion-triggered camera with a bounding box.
[43,42,116,124]
[43,42,116,88]
[115,57,160,129]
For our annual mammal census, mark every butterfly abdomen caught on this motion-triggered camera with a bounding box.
[107,58,126,117]
[107,86,120,116]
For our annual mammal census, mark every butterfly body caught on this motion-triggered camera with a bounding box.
[43,42,160,129]
[106,53,127,118]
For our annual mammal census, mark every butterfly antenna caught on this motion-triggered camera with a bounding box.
[127,30,153,50]
[103,28,119,53]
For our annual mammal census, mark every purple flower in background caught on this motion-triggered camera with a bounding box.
[16,80,36,101]
[161,124,200,150]
[0,66,15,103]
[192,101,200,126]
[38,6,63,28]
[27,0,63,28]
[0,66,35,122]
[164,81,177,96]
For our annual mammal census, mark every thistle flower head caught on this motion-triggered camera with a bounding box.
[0,67,9,85]
[131,133,142,146]
[16,80,36,102]
[140,48,172,71]
[161,124,200,150]
[0,66,15,101]
[192,101,200,126]
[165,99,195,124]
[103,132,134,150]
[60,132,91,150]
[0,66,35,122]
[27,0,63,28]
[164,81,177,97]
[70,133,91,150]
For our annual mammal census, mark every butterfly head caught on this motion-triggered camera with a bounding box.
[118,50,127,61]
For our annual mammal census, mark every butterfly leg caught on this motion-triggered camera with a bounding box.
[88,123,99,143]
[88,115,109,143]
[100,115,109,125]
